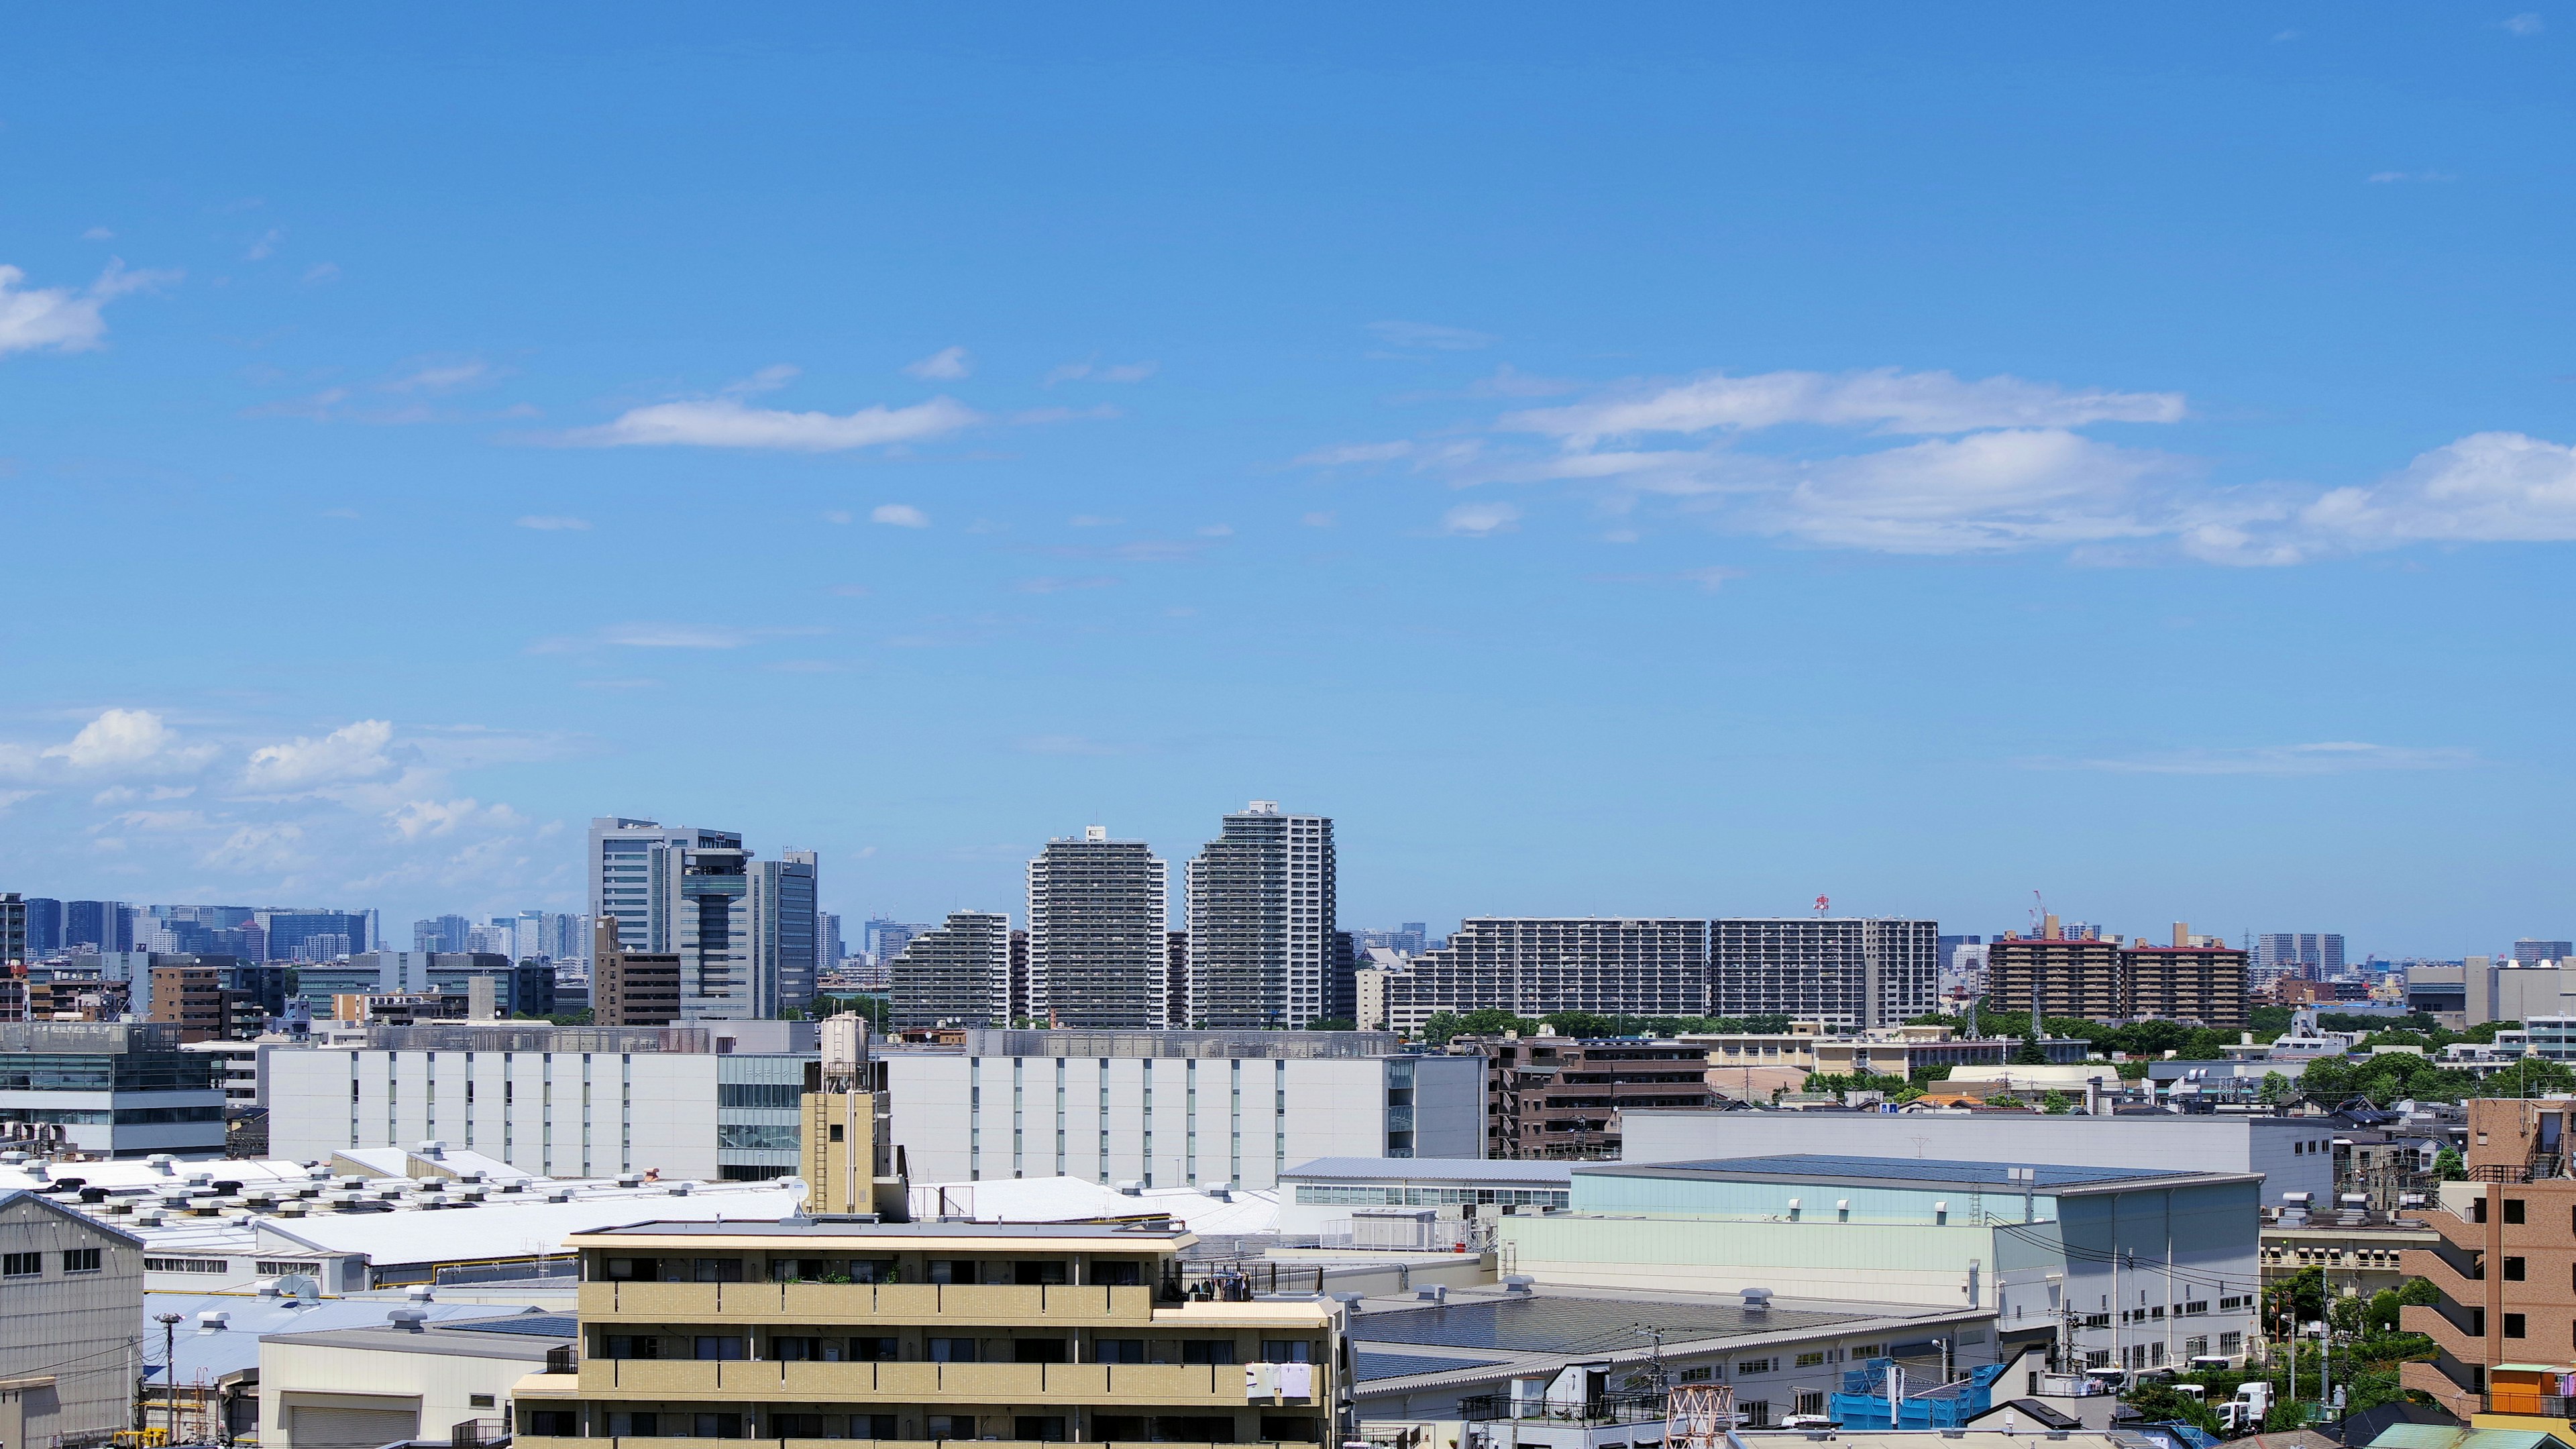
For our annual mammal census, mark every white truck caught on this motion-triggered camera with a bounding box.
[2216,1382,2274,1435]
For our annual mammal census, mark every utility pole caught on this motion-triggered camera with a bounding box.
[156,1311,183,1443]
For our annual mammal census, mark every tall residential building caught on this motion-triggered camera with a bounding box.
[509,910,586,963]
[1707,918,1941,1028]
[1183,800,1337,1029]
[2255,932,2348,980]
[592,918,682,1028]
[2127,943,2251,1029]
[64,900,133,953]
[749,849,821,1011]
[1027,826,1171,1028]
[818,911,845,969]
[1376,918,1709,1033]
[889,910,1014,1028]
[2515,938,2575,966]
[2400,1098,2576,1427]
[0,894,24,965]
[1982,931,2125,1022]
[586,816,742,955]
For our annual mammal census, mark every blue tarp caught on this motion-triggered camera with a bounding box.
[1829,1358,2011,1430]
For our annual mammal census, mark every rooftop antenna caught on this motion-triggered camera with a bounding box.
[1813,895,1830,917]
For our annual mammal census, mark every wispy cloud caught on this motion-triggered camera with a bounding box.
[241,720,395,792]
[2367,170,2457,184]
[904,345,972,380]
[0,260,180,357]
[1017,576,1120,594]
[516,515,591,531]
[2501,11,2546,34]
[564,394,979,451]
[1296,441,1414,467]
[386,360,490,393]
[1589,566,1744,592]
[2033,742,2477,775]
[1442,502,1521,536]
[1044,357,1159,386]
[1369,319,1496,352]
[872,504,930,528]
[1502,367,2185,443]
[1016,734,1126,756]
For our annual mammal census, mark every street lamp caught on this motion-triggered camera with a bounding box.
[154,1311,184,1443]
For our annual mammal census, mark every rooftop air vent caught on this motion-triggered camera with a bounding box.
[387,1309,429,1332]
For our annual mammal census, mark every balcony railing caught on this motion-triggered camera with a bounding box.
[2485,1393,2576,1418]
[1454,1393,1668,1426]
[451,1419,509,1449]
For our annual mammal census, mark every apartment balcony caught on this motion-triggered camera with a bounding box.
[561,1359,1324,1408]
[580,1281,1163,1327]
[2413,1207,2485,1254]
[2404,1244,2485,1307]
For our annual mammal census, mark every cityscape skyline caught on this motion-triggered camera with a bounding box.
[3,11,2571,957]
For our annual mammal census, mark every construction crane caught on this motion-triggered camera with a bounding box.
[2028,890,2047,936]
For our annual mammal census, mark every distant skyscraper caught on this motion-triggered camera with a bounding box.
[864,918,925,967]
[2255,932,2348,981]
[1397,922,1428,955]
[587,816,743,955]
[511,910,584,963]
[889,910,1013,1028]
[749,850,821,1011]
[1027,826,1171,1028]
[1709,918,1941,1028]
[1376,917,1709,1032]
[818,912,845,970]
[265,911,371,961]
[1183,800,1337,1028]
[0,894,25,965]
[414,914,472,953]
[2515,939,2574,966]
[22,898,62,957]
[65,900,132,953]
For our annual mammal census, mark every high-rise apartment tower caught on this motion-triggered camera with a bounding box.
[1183,801,1337,1028]
[1028,826,1170,1028]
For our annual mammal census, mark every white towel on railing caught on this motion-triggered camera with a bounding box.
[1277,1360,1314,1399]
[1246,1362,1279,1398]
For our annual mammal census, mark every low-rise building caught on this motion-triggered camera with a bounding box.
[2260,1212,2436,1297]
[261,1307,576,1449]
[1501,1155,2262,1372]
[510,1219,1344,1448]
[1276,1157,1572,1238]
[885,1030,1483,1189]
[0,1020,228,1159]
[0,1188,148,1449]
[1452,1035,1717,1159]
[265,1021,821,1181]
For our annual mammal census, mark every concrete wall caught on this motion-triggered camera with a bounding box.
[261,1336,548,1449]
[1618,1110,2332,1206]
[0,1193,145,1449]
[268,1048,724,1181]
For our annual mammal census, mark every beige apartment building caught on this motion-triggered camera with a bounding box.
[513,1219,1343,1448]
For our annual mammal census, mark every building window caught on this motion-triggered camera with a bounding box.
[928,1338,979,1362]
[1737,1359,1774,1375]
[1738,1402,1772,1428]
[1794,1352,1826,1368]
[62,1248,101,1274]
[2507,1199,2528,1225]
[2220,1333,2243,1355]
[1794,1392,1826,1417]
[2507,1257,2528,1281]
[2,1252,40,1277]
[145,1257,227,1274]
[2506,1313,2527,1339]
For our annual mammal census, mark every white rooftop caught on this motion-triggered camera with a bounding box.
[907,1176,1280,1236]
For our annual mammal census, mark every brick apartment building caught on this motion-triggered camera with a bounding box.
[2402,1098,2576,1426]
[1453,1034,1718,1159]
[1986,924,2247,1029]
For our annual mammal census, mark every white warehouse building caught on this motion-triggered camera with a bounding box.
[885,1029,1482,1189]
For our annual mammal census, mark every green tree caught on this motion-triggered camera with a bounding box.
[2011,1036,2049,1065]
[2432,1147,2465,1181]
[2041,1089,2077,1114]
[2258,1071,2292,1104]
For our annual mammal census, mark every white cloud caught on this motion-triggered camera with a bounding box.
[1196,523,1234,537]
[1369,320,1496,351]
[822,510,854,525]
[564,395,979,451]
[1101,362,1158,382]
[517,515,592,531]
[1017,576,1119,593]
[203,822,307,871]
[904,346,972,380]
[1443,502,1521,536]
[40,709,217,773]
[2299,432,2576,546]
[1017,734,1124,756]
[303,262,341,285]
[2039,742,2476,775]
[0,789,36,814]
[246,228,284,260]
[1295,441,1414,467]
[596,623,753,649]
[1504,368,2185,443]
[388,797,523,840]
[2367,170,2456,184]
[871,504,930,528]
[242,720,395,791]
[1759,429,2178,552]
[0,261,178,357]
[1301,511,1336,528]
[2502,11,2546,34]
[81,226,113,241]
[386,360,489,392]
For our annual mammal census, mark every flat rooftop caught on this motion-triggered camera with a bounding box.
[1284,1157,1574,1184]
[1580,1154,2257,1191]
[569,1218,1192,1245]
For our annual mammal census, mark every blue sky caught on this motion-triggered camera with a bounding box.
[2,7,2571,956]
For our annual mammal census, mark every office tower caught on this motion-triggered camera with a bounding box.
[749,849,821,1011]
[0,894,25,965]
[863,917,924,967]
[511,910,583,963]
[1707,918,1941,1028]
[64,901,132,953]
[1397,922,1428,955]
[1378,918,1710,1031]
[413,914,472,953]
[1026,826,1171,1028]
[467,921,517,957]
[646,837,759,1019]
[818,912,845,970]
[22,898,62,957]
[888,910,1012,1028]
[1183,800,1337,1029]
[587,816,742,955]
[264,910,371,961]
[2516,939,2575,966]
[2255,932,2349,981]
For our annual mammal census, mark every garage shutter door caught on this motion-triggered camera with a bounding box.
[292,1405,419,1449]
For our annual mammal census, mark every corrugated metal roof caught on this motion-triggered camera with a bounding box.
[141,1294,551,1382]
[1284,1158,1575,1184]
[1352,1295,1860,1352]
[1355,1350,1507,1381]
